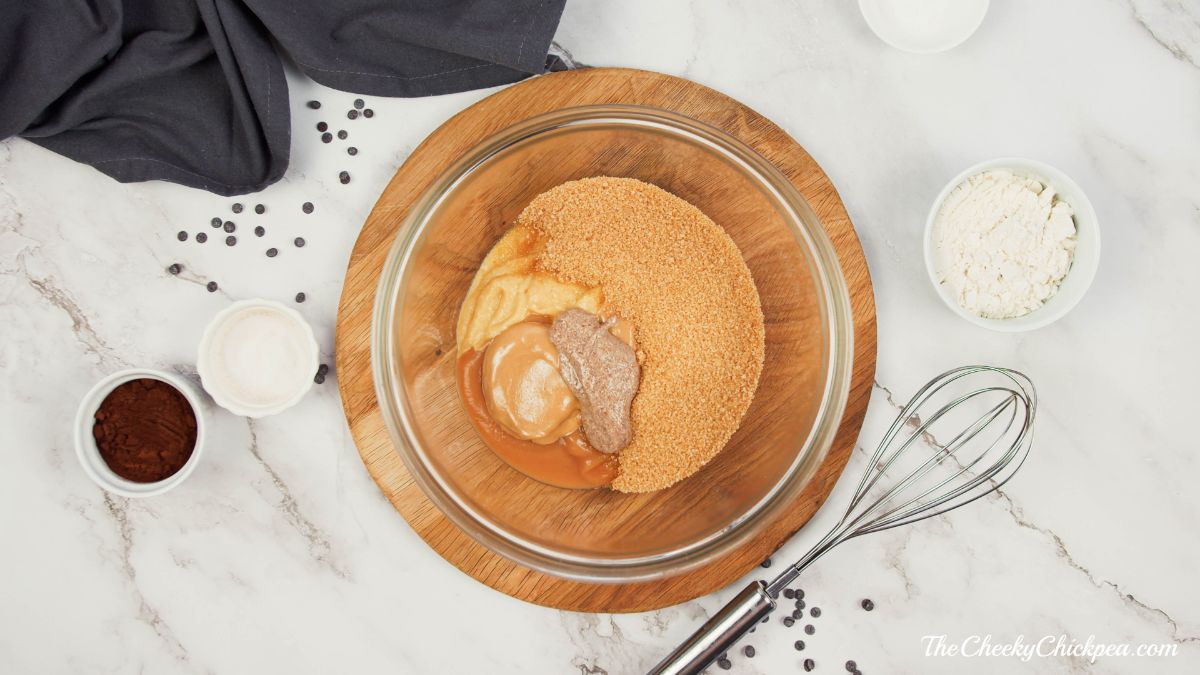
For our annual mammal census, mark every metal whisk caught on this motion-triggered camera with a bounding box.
[649,366,1037,675]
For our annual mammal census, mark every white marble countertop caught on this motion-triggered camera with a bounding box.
[3,0,1198,672]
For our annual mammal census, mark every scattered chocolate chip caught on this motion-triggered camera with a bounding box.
[353,98,365,110]
[337,129,347,140]
[255,204,266,215]
[794,640,805,651]
[783,589,795,600]
[803,658,815,672]
[177,230,188,241]
[804,624,815,635]
[339,170,350,184]
[760,616,768,624]
[231,203,243,214]
[316,121,327,132]
[743,646,755,658]
[254,225,266,237]
[792,609,803,620]
[294,237,305,248]
[810,607,821,618]
[321,132,332,143]
[314,371,326,384]
[302,201,314,214]
[782,617,795,627]
[223,221,236,233]
[225,235,236,246]
[347,146,358,156]
[761,558,772,568]
[347,109,359,120]
[211,217,222,228]
[196,232,208,243]
[295,292,306,303]
[206,281,218,292]
[317,363,329,376]
[307,100,321,109]
[167,263,182,275]
[717,659,732,671]
[796,600,806,610]
[861,599,874,611]
[363,108,374,118]
[845,660,857,672]
[795,589,805,600]
[266,247,278,258]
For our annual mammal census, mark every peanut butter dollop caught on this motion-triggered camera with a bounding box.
[482,320,579,444]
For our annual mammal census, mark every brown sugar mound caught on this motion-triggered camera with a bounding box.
[517,177,765,493]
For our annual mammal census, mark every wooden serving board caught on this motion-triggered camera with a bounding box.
[335,68,877,612]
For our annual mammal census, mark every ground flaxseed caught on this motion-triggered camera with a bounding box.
[517,177,765,493]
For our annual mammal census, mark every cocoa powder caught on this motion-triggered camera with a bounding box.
[93,378,197,482]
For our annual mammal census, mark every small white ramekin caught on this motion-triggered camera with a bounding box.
[924,157,1101,332]
[74,368,208,498]
[859,0,989,54]
[196,299,319,418]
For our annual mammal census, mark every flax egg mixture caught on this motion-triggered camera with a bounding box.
[456,177,765,492]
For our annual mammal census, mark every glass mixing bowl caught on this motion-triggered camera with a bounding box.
[372,105,854,582]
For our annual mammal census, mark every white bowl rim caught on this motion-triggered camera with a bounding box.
[74,368,207,498]
[923,156,1101,332]
[858,0,990,54]
[196,298,319,418]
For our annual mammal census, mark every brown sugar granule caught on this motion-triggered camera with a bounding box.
[517,177,765,493]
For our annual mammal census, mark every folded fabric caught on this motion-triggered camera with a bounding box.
[0,0,567,195]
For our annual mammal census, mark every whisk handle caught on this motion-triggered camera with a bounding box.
[646,581,775,675]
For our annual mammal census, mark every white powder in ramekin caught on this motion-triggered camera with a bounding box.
[934,170,1078,319]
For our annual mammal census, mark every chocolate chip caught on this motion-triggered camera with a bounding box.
[363,108,374,118]
[743,646,755,658]
[760,615,768,624]
[804,624,815,635]
[803,658,815,672]
[295,292,306,303]
[231,203,243,214]
[761,558,771,568]
[717,660,732,671]
[302,201,314,214]
[167,263,182,275]
[254,225,265,237]
[314,372,326,384]
[211,217,222,228]
[792,609,803,620]
[347,109,359,120]
[317,363,329,375]
[347,146,358,156]
[206,281,218,292]
[196,232,207,243]
[861,599,874,611]
[317,121,327,132]
[255,204,266,215]
[177,230,188,241]
[810,607,821,618]
[266,247,278,258]
[337,129,347,140]
[353,98,365,110]
[223,221,235,233]
[307,100,321,109]
[225,235,237,246]
[795,589,805,600]
[339,170,350,184]
[783,589,795,600]
[321,132,332,143]
[845,660,857,672]
[782,617,795,627]
[294,237,305,248]
[796,600,806,610]
[794,640,805,651]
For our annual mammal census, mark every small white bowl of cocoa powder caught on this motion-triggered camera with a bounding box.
[74,368,207,498]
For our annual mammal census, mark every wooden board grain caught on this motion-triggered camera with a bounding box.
[335,68,877,612]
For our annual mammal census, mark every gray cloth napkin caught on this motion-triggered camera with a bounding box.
[0,0,567,195]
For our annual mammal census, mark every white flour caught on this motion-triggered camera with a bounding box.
[933,170,1077,319]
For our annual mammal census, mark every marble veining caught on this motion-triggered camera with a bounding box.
[2,0,1198,672]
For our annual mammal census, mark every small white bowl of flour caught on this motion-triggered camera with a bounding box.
[925,158,1100,331]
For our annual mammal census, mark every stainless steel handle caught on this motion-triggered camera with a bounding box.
[646,581,776,675]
